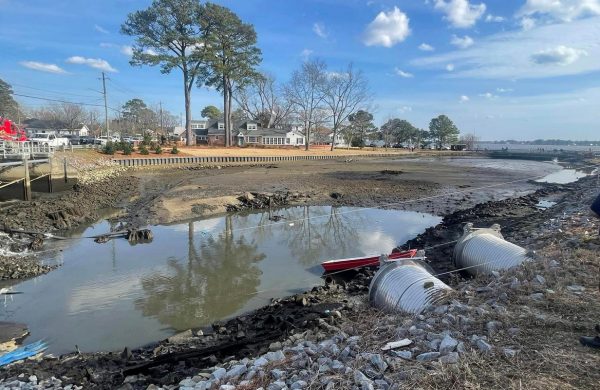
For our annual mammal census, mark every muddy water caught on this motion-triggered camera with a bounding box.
[1,206,441,354]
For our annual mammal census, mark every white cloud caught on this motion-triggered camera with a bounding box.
[419,43,435,51]
[450,34,474,48]
[412,16,600,79]
[446,63,455,71]
[434,0,486,28]
[363,6,410,47]
[300,48,313,60]
[517,0,600,22]
[394,68,414,78]
[485,14,505,22]
[479,92,497,99]
[66,56,117,72]
[460,95,470,102]
[531,45,588,65]
[398,106,412,113]
[120,45,134,56]
[20,61,66,74]
[313,22,327,38]
[520,16,536,30]
[496,87,513,93]
[94,24,109,34]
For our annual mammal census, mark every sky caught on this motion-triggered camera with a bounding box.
[1,0,600,140]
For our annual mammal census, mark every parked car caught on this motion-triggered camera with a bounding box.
[94,136,119,146]
[65,135,82,145]
[80,136,95,145]
[30,133,69,147]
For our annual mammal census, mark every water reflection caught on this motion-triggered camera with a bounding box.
[2,206,441,353]
[135,219,265,329]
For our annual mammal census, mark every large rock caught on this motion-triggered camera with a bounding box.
[416,352,441,362]
[439,335,458,354]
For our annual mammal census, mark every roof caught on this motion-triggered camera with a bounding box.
[191,118,305,137]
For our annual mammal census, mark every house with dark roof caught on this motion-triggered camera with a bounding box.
[190,119,305,147]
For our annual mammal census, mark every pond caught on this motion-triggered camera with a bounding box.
[1,206,441,354]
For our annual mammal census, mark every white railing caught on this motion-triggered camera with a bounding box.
[1,141,55,160]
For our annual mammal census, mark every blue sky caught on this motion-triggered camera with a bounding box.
[2,0,600,140]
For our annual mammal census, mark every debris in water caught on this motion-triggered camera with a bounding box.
[93,229,153,245]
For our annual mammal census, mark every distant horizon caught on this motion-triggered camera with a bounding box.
[479,139,600,144]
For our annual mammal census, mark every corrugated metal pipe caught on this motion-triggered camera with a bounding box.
[369,259,453,314]
[453,223,532,275]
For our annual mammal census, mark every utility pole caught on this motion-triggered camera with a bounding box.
[101,72,109,139]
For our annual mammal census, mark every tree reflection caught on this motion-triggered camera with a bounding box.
[135,218,265,330]
[278,206,364,266]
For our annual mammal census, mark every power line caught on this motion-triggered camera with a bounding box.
[10,83,99,100]
[13,93,107,108]
[13,92,122,114]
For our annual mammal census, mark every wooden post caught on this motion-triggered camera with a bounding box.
[23,158,31,201]
[63,157,68,183]
[47,173,53,193]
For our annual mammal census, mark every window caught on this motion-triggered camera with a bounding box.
[248,136,257,143]
[286,138,290,144]
[247,123,257,130]
[297,138,303,145]
[218,122,224,130]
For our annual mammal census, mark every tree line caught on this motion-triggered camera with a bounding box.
[122,0,371,150]
[1,0,467,148]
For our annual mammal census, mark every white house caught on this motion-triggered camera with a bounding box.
[58,125,89,137]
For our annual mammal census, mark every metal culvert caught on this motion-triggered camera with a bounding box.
[453,223,532,275]
[369,260,453,314]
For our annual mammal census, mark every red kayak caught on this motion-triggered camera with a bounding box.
[321,249,418,272]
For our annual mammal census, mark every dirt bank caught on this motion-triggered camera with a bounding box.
[0,174,139,280]
[125,157,549,227]
[0,165,596,389]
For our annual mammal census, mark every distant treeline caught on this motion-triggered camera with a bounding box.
[482,139,600,146]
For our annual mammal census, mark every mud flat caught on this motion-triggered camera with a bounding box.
[0,157,597,388]
[0,156,564,281]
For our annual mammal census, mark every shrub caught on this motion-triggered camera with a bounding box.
[122,142,133,155]
[142,133,152,146]
[171,145,179,154]
[154,144,163,154]
[102,141,115,155]
[139,145,149,155]
[351,138,365,148]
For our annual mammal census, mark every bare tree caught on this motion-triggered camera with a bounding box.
[460,133,480,150]
[322,63,370,151]
[30,103,86,129]
[284,59,327,151]
[234,72,292,128]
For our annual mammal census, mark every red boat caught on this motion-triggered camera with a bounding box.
[321,249,418,272]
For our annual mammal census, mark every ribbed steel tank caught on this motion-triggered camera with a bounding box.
[453,223,531,275]
[369,260,453,314]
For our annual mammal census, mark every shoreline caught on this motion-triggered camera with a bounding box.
[0,161,597,387]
